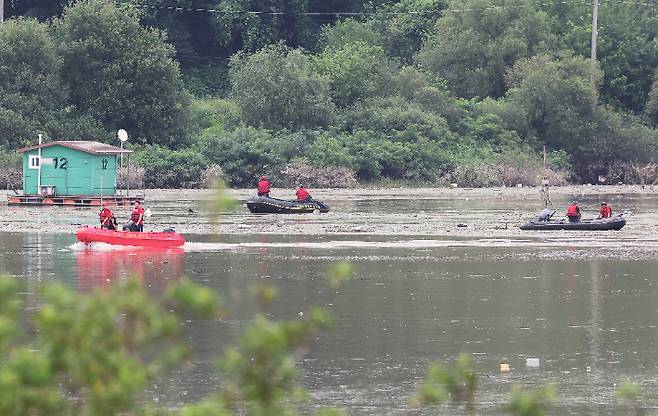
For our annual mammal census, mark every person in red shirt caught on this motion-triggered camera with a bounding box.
[598,202,612,219]
[129,200,145,232]
[295,185,312,202]
[99,202,117,230]
[257,175,270,197]
[566,201,581,222]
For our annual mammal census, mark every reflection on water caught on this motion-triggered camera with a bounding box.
[74,245,184,290]
[1,230,658,414]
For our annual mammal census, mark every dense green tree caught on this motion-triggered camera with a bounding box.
[589,3,658,113]
[53,0,192,147]
[118,0,224,71]
[319,18,381,51]
[338,96,457,180]
[495,53,655,180]
[390,67,464,126]
[533,0,589,41]
[5,0,66,20]
[215,0,316,53]
[503,53,601,155]
[368,0,448,62]
[578,108,658,180]
[229,44,335,130]
[0,18,67,147]
[648,71,658,125]
[540,1,658,113]
[418,0,555,99]
[314,41,392,107]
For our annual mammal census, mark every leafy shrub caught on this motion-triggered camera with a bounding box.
[182,63,229,97]
[345,130,455,181]
[308,133,354,168]
[198,127,290,187]
[191,98,242,135]
[132,145,209,188]
[340,96,453,145]
[0,275,219,416]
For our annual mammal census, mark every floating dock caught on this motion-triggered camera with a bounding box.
[7,194,143,207]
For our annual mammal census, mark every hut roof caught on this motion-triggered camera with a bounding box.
[18,141,133,155]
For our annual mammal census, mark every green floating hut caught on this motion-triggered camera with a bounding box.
[9,140,139,206]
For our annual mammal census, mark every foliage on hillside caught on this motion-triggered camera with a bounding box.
[2,0,658,187]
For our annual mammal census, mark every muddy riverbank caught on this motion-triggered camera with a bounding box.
[1,185,657,239]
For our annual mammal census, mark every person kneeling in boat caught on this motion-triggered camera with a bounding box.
[99,202,117,230]
[296,185,312,203]
[566,201,581,223]
[598,202,612,219]
[257,175,271,197]
[127,200,145,232]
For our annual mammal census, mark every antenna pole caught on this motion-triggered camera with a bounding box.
[37,134,42,193]
[590,0,599,84]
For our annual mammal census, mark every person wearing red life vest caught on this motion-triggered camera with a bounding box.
[295,185,311,202]
[598,202,612,219]
[257,175,270,197]
[99,202,117,230]
[130,201,145,232]
[566,201,581,222]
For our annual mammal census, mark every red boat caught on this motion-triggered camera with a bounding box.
[76,227,185,248]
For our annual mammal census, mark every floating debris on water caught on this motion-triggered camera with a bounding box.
[526,357,540,368]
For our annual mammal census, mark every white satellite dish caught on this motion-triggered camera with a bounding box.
[117,129,129,143]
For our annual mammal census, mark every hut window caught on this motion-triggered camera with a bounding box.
[28,155,40,169]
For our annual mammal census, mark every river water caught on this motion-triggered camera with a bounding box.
[1,187,658,415]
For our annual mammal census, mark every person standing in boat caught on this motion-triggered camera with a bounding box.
[295,185,312,202]
[129,200,145,232]
[257,175,271,197]
[566,201,581,222]
[598,202,612,218]
[99,202,117,230]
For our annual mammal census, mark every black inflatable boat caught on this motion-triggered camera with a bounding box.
[246,196,330,214]
[519,215,626,231]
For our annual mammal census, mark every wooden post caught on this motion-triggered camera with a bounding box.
[541,144,550,207]
[37,134,42,193]
[127,153,130,198]
[0,0,4,23]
